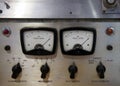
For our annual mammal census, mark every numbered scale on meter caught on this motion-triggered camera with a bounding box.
[60,27,96,55]
[20,28,57,55]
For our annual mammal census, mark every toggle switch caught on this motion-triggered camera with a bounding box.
[40,63,50,79]
[106,0,117,5]
[96,62,106,79]
[68,63,78,79]
[103,0,117,8]
[11,63,22,79]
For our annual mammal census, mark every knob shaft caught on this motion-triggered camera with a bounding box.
[68,63,78,79]
[11,63,22,79]
[40,63,50,79]
[96,62,106,79]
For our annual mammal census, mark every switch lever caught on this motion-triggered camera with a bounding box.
[40,63,50,79]
[68,63,78,79]
[96,62,106,79]
[11,63,22,79]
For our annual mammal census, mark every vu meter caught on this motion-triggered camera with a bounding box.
[20,27,57,55]
[60,27,96,55]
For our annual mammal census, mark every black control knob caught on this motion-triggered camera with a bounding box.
[0,9,3,14]
[11,63,22,79]
[4,45,11,51]
[68,63,78,79]
[96,62,106,79]
[40,63,50,79]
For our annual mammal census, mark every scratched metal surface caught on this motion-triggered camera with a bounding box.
[0,0,120,19]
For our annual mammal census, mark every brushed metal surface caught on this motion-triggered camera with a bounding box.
[0,0,120,18]
[0,21,120,86]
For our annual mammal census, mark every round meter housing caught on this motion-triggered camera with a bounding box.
[20,27,57,55]
[60,27,96,55]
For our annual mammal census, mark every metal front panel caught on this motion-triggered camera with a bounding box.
[0,21,120,86]
[0,0,120,18]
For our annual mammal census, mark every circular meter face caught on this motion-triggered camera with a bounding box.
[20,28,57,55]
[60,27,96,55]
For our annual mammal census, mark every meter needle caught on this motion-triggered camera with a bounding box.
[43,38,50,45]
[81,38,89,45]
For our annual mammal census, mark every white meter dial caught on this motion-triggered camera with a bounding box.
[60,27,96,55]
[20,28,57,55]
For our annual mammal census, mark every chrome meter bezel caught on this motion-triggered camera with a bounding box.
[60,27,96,55]
[20,27,57,55]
